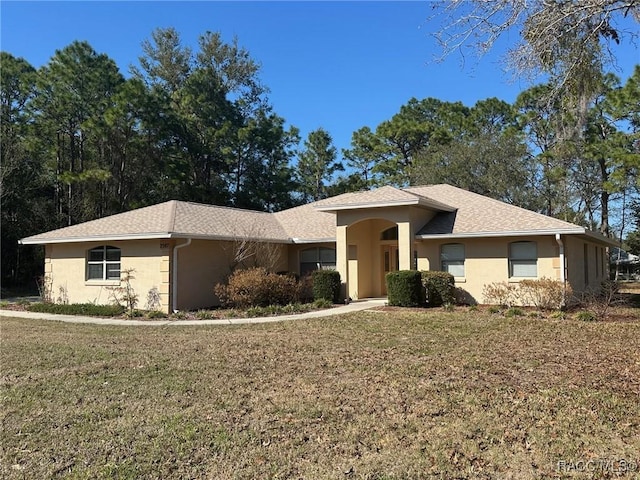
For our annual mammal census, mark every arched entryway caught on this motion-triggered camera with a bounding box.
[339,218,402,299]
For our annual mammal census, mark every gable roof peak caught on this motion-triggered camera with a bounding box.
[313,184,455,212]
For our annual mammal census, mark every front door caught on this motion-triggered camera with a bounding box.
[381,245,399,295]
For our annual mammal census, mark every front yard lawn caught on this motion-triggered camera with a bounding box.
[1,309,639,479]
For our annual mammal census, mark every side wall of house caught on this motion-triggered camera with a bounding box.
[45,240,170,312]
[416,235,562,305]
[564,236,609,296]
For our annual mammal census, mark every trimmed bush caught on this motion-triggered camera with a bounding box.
[27,302,125,316]
[421,271,455,307]
[215,267,302,308]
[482,281,518,307]
[312,270,341,303]
[518,277,571,310]
[386,270,424,307]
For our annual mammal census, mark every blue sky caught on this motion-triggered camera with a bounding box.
[2,1,638,159]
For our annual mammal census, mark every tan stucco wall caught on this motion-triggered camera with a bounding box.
[175,239,289,311]
[564,236,608,295]
[46,240,170,312]
[416,236,562,304]
[45,238,291,313]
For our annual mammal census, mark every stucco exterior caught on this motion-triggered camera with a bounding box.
[174,239,288,311]
[25,184,617,311]
[45,240,170,311]
[415,236,561,304]
[564,236,609,295]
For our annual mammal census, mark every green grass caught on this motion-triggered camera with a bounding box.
[2,310,639,479]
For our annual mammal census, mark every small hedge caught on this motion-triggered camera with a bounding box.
[312,270,341,303]
[27,302,125,316]
[386,270,424,307]
[422,271,455,307]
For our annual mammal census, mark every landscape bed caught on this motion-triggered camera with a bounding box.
[1,308,639,479]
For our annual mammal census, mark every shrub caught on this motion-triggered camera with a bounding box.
[195,310,214,319]
[298,274,315,303]
[215,267,301,308]
[442,303,455,312]
[312,298,333,309]
[145,287,162,311]
[482,282,518,307]
[505,307,525,317]
[27,302,125,317]
[577,280,626,321]
[146,310,167,319]
[518,277,571,310]
[421,271,455,307]
[312,270,341,303]
[576,310,597,322]
[106,269,138,315]
[386,270,424,307]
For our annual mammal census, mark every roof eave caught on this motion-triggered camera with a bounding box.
[580,230,620,246]
[291,237,336,244]
[315,198,456,212]
[20,231,294,245]
[170,233,292,244]
[19,232,173,245]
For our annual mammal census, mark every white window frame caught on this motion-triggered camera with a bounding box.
[441,243,465,278]
[86,245,121,281]
[509,241,537,278]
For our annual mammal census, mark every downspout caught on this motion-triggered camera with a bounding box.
[172,238,192,313]
[555,234,566,308]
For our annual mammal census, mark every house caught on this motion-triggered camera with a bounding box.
[20,184,617,313]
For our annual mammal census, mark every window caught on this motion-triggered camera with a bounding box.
[87,246,121,281]
[300,247,336,276]
[441,243,465,277]
[509,241,537,278]
[381,226,398,241]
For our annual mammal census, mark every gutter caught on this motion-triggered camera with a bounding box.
[416,228,586,240]
[172,238,192,313]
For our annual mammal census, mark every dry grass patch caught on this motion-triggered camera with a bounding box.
[1,310,639,479]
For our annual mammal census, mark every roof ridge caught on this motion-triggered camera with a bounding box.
[173,199,275,216]
[166,200,178,233]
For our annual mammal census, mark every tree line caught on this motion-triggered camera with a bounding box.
[1,27,638,289]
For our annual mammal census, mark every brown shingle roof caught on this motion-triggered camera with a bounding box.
[406,184,584,235]
[20,201,290,244]
[21,184,605,245]
[274,203,336,241]
[171,202,288,241]
[21,201,178,244]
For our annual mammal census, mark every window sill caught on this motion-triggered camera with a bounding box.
[508,277,537,283]
[85,280,121,287]
[454,277,466,283]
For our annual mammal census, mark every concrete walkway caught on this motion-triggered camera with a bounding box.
[0,299,388,326]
